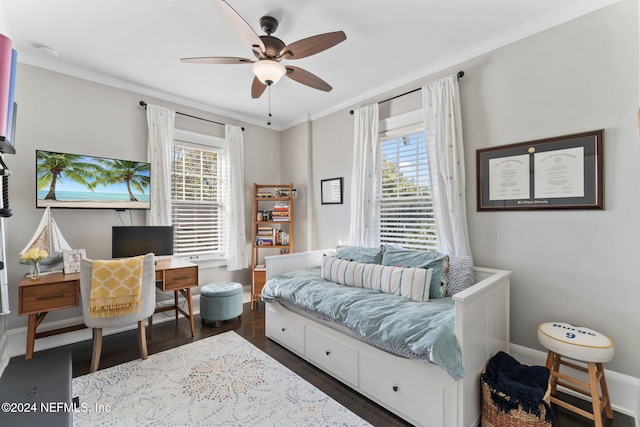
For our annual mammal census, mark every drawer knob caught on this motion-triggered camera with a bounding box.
[392,385,399,392]
[281,327,286,332]
[325,350,331,356]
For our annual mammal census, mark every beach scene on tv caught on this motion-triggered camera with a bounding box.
[36,150,150,209]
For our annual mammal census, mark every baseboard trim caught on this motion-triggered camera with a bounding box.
[510,343,640,421]
[7,295,202,358]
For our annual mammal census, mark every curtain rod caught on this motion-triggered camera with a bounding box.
[139,101,244,131]
[349,71,464,115]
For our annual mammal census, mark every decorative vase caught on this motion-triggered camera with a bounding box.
[29,261,41,280]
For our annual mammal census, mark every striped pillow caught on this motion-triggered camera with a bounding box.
[321,256,432,302]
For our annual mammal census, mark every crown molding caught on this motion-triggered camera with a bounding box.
[283,0,620,130]
[17,55,283,131]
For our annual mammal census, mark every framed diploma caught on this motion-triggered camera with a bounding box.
[63,249,86,274]
[477,130,603,211]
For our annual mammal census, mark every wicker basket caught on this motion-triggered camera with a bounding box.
[481,370,552,427]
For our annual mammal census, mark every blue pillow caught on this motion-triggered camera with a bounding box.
[335,245,383,264]
[381,246,448,298]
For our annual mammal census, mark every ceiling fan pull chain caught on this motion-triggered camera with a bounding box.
[267,84,273,126]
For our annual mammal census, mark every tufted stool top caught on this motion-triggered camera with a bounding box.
[537,322,614,363]
[201,282,243,298]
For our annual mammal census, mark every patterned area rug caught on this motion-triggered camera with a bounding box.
[72,331,370,426]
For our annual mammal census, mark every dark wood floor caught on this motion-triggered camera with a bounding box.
[25,302,635,427]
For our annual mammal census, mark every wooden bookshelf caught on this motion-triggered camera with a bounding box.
[251,183,294,309]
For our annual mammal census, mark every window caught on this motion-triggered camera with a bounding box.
[378,130,437,250]
[171,131,226,260]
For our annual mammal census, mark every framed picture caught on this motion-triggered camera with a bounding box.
[63,249,86,274]
[477,130,603,211]
[321,177,343,205]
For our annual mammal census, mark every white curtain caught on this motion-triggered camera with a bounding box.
[224,124,249,271]
[146,104,175,226]
[347,103,379,247]
[422,74,472,256]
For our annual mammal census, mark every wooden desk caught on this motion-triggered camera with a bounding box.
[18,258,198,360]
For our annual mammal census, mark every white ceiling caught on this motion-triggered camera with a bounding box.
[0,0,619,130]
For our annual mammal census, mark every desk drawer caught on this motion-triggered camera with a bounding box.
[162,266,198,290]
[20,282,79,314]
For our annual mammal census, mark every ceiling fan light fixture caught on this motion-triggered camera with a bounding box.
[252,60,286,85]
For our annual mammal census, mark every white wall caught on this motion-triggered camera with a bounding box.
[307,0,639,380]
[5,64,282,333]
[310,109,353,249]
[280,120,311,252]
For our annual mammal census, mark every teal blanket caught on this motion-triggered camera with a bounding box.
[262,266,465,380]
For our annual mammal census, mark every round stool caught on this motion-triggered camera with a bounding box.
[537,322,614,427]
[200,282,243,327]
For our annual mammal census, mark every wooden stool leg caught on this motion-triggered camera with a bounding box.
[544,350,554,368]
[597,362,614,419]
[588,362,603,427]
[90,328,103,373]
[545,351,560,395]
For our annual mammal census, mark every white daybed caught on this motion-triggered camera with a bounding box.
[263,250,511,427]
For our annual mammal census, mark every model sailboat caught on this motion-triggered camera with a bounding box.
[19,207,72,266]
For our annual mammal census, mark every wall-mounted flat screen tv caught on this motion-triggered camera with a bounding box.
[36,150,151,209]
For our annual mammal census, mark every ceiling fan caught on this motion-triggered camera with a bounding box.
[180,0,347,99]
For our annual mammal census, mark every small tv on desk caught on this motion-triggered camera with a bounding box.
[112,226,174,259]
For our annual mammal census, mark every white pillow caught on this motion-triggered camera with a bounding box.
[321,256,432,302]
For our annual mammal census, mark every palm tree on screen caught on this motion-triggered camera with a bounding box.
[37,152,99,200]
[95,159,151,201]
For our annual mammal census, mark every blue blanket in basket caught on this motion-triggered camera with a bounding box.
[481,351,555,422]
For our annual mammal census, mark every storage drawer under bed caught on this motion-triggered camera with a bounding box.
[265,302,305,355]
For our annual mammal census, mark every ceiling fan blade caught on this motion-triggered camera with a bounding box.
[180,56,253,64]
[251,76,267,99]
[213,0,266,53]
[278,31,346,60]
[285,66,332,92]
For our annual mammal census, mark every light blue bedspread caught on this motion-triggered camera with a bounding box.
[262,266,465,380]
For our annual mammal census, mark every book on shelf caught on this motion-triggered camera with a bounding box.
[254,264,266,270]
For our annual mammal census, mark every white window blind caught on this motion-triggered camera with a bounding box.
[171,142,224,258]
[378,131,437,250]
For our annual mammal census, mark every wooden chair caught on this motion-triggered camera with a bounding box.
[80,253,156,372]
